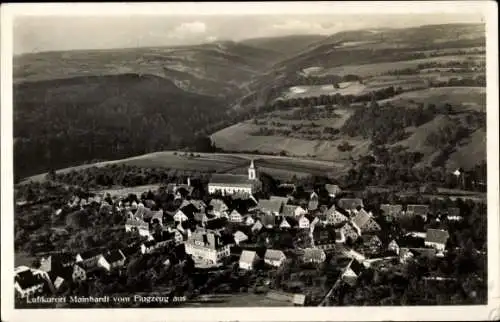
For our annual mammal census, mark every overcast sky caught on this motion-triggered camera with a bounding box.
[14,13,484,55]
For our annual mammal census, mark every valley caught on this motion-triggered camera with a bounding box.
[13,23,487,181]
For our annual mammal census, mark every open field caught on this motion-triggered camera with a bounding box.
[24,151,351,184]
[92,184,163,197]
[283,81,366,99]
[379,86,486,111]
[312,55,485,77]
[211,121,371,161]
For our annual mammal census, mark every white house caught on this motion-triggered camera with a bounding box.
[185,231,231,264]
[174,210,189,223]
[229,209,243,223]
[14,267,48,298]
[424,229,449,252]
[239,250,259,270]
[233,231,249,245]
[244,215,255,226]
[298,216,310,229]
[98,250,126,271]
[264,249,287,267]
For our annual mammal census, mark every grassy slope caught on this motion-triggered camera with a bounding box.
[24,151,348,183]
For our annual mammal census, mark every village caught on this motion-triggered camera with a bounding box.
[14,160,482,307]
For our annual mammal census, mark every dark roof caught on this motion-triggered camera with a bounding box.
[79,249,102,260]
[397,236,425,248]
[209,174,255,186]
[411,248,437,258]
[15,270,45,289]
[348,259,364,276]
[180,204,198,217]
[337,198,363,210]
[313,227,337,244]
[281,216,298,227]
[103,250,125,263]
[143,240,157,248]
[425,229,449,244]
[261,214,276,227]
[446,207,461,217]
[205,217,228,230]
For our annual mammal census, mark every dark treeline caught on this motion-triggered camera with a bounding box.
[14,74,234,180]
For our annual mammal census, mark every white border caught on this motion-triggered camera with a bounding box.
[1,2,499,322]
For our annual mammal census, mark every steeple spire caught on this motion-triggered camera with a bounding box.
[248,159,256,180]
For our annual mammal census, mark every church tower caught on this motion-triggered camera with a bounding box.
[248,160,257,180]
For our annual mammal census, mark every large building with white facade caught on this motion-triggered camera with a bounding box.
[184,230,231,264]
[208,160,261,196]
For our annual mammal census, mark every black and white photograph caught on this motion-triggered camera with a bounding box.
[1,2,499,321]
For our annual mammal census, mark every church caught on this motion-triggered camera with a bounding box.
[208,160,262,196]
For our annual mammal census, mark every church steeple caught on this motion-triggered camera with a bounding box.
[248,159,256,180]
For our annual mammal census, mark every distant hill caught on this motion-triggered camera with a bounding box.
[241,34,327,55]
[14,73,228,178]
[14,41,281,99]
[232,23,486,110]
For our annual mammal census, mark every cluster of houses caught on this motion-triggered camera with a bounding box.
[15,161,458,302]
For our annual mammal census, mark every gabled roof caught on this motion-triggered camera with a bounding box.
[15,270,45,289]
[181,203,198,215]
[337,198,363,211]
[281,205,302,217]
[239,250,257,264]
[126,218,149,228]
[265,249,286,261]
[303,248,325,262]
[103,249,125,263]
[406,204,430,215]
[78,249,102,260]
[313,227,337,244]
[233,231,249,243]
[351,209,371,229]
[205,217,228,230]
[261,214,276,227]
[325,184,341,195]
[308,199,319,211]
[281,216,298,227]
[252,220,263,231]
[209,174,255,186]
[270,196,290,204]
[347,259,364,276]
[258,199,283,214]
[425,229,449,245]
[209,199,228,212]
[380,204,403,216]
